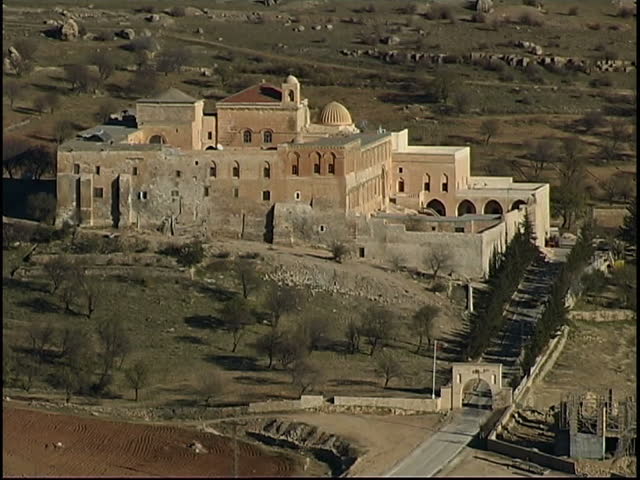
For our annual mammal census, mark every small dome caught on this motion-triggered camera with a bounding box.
[285,74,299,84]
[320,101,353,126]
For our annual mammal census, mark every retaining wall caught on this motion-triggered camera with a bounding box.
[333,396,440,412]
[568,309,636,322]
[486,438,577,474]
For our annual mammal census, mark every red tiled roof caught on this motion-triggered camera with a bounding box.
[218,83,282,104]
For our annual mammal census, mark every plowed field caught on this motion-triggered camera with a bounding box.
[3,406,298,477]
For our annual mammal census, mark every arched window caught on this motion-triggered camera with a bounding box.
[149,134,167,144]
[243,130,252,144]
[263,130,273,144]
[312,152,321,174]
[232,161,240,178]
[325,152,336,175]
[209,162,217,178]
[290,152,300,176]
[457,200,477,216]
[426,199,447,216]
[423,173,431,192]
[263,162,271,179]
[441,173,449,193]
[483,200,503,215]
[288,90,295,102]
[398,178,405,193]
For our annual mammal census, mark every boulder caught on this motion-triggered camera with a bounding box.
[183,6,203,16]
[120,28,135,40]
[59,18,79,41]
[140,28,152,37]
[195,27,204,34]
[2,57,14,74]
[146,14,160,23]
[530,45,543,56]
[475,0,494,13]
[311,25,321,30]
[325,24,333,30]
[382,35,400,46]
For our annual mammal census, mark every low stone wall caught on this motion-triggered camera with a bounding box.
[568,309,635,322]
[248,395,325,413]
[333,396,440,412]
[486,438,577,474]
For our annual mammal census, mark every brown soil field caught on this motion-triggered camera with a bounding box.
[2,405,300,477]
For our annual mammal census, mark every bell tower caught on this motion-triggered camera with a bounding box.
[282,75,300,106]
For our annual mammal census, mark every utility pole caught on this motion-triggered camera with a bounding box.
[432,339,437,399]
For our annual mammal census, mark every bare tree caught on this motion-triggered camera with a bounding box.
[127,67,160,97]
[27,321,55,363]
[254,328,282,368]
[480,119,500,145]
[360,305,393,355]
[329,239,350,263]
[263,284,300,328]
[43,92,60,114]
[14,38,38,63]
[423,249,452,281]
[4,80,22,109]
[290,359,322,395]
[233,258,260,299]
[388,252,407,271]
[156,46,193,76]
[23,145,55,180]
[299,313,330,352]
[53,119,75,144]
[33,95,48,115]
[58,325,91,361]
[125,360,151,401]
[197,369,224,406]
[89,52,115,82]
[96,317,131,393]
[3,136,29,178]
[64,64,98,94]
[221,296,254,352]
[524,139,556,180]
[275,331,308,369]
[375,350,402,387]
[15,354,39,392]
[344,318,361,354]
[411,304,440,353]
[81,276,100,319]
[95,99,118,124]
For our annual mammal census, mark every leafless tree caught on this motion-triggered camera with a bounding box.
[15,354,39,392]
[53,119,75,144]
[360,305,393,355]
[558,137,586,183]
[275,331,308,369]
[423,249,452,281]
[480,119,500,145]
[95,99,119,124]
[198,369,224,406]
[290,359,323,395]
[299,313,330,352]
[452,90,472,115]
[221,296,254,352]
[14,38,38,63]
[263,284,300,328]
[89,52,115,82]
[127,67,160,97]
[388,252,407,271]
[233,258,261,299]
[156,46,193,76]
[23,144,55,180]
[96,317,131,392]
[43,92,60,114]
[33,95,47,114]
[411,304,440,353]
[3,136,29,178]
[27,320,55,363]
[375,350,402,387]
[58,325,91,361]
[4,80,21,109]
[254,328,283,368]
[344,318,361,354]
[524,139,556,180]
[81,276,100,319]
[329,239,350,263]
[64,64,98,93]
[125,360,151,402]
[26,193,56,224]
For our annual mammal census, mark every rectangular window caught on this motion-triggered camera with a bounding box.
[209,166,216,177]
[398,167,403,173]
[171,190,179,197]
[262,190,271,201]
[292,165,299,175]
[313,163,321,174]
[73,164,80,174]
[132,167,138,176]
[455,227,465,233]
[204,186,210,197]
[358,247,365,258]
[442,182,448,193]
[233,187,239,198]
[424,182,430,192]
[93,187,103,198]
[207,131,213,140]
[176,170,182,178]
[138,191,148,200]
[328,163,335,174]
[95,166,101,175]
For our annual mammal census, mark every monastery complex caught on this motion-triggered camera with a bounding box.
[56,76,550,279]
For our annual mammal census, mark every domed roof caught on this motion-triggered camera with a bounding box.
[319,101,353,126]
[285,74,299,84]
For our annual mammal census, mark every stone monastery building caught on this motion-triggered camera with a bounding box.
[56,76,550,279]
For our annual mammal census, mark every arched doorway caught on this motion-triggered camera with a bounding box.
[461,378,493,410]
[510,199,527,211]
[205,146,215,151]
[426,199,446,216]
[149,134,167,144]
[483,200,503,215]
[457,200,477,216]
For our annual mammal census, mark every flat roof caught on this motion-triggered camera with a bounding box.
[395,145,468,154]
[374,212,502,223]
[60,124,142,149]
[299,132,389,148]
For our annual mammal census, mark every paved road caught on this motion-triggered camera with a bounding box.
[385,408,490,477]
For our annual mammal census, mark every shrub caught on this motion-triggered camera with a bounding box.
[499,70,515,82]
[471,12,487,23]
[617,6,635,18]
[581,110,606,131]
[168,6,186,17]
[94,31,113,42]
[587,23,601,31]
[589,76,613,88]
[425,3,454,21]
[524,63,545,83]
[568,6,579,16]
[518,11,544,26]
[431,281,447,293]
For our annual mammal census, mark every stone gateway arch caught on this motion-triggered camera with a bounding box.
[440,363,513,410]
